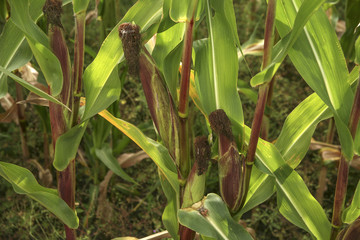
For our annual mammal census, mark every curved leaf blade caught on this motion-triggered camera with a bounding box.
[8,0,63,96]
[0,66,68,109]
[195,0,243,135]
[342,180,360,224]
[82,0,163,120]
[244,126,331,239]
[95,146,136,184]
[53,121,88,171]
[250,0,327,87]
[178,193,253,240]
[275,0,354,160]
[0,162,79,229]
[98,110,179,194]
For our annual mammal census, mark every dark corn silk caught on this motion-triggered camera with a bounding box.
[209,109,244,213]
[43,0,63,28]
[182,136,210,208]
[194,136,210,175]
[118,23,141,77]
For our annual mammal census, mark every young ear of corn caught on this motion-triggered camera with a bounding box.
[179,136,210,240]
[118,23,179,169]
[209,109,245,213]
[43,1,75,239]
[182,136,210,208]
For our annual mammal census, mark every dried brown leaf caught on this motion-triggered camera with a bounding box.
[0,104,18,123]
[19,63,39,84]
[117,150,148,168]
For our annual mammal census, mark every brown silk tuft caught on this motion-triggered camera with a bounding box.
[118,23,141,77]
[208,109,234,141]
[43,0,63,28]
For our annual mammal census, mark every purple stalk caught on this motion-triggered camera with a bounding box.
[241,0,276,208]
[331,76,360,239]
[43,1,76,238]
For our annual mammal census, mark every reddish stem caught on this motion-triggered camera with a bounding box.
[178,18,194,116]
[331,77,360,239]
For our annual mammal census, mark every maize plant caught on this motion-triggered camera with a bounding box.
[0,0,360,239]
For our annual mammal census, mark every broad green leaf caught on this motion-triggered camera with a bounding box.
[355,35,360,65]
[82,67,121,121]
[73,0,90,14]
[340,0,360,60]
[0,162,79,229]
[243,126,331,239]
[152,22,186,100]
[169,0,203,22]
[95,146,135,184]
[98,110,179,194]
[342,180,360,224]
[83,0,163,120]
[8,0,63,96]
[0,66,68,109]
[53,121,88,171]
[251,0,327,87]
[0,0,71,96]
[238,65,360,219]
[275,0,354,160]
[195,0,243,134]
[276,93,332,168]
[159,170,179,240]
[235,165,275,218]
[178,193,253,240]
[5,41,32,72]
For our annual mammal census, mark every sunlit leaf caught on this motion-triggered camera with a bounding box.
[342,181,360,224]
[178,193,253,240]
[275,0,354,160]
[98,110,179,194]
[8,0,63,96]
[82,0,163,120]
[194,0,243,137]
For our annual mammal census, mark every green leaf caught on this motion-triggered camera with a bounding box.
[276,93,332,168]
[152,22,185,100]
[5,40,33,74]
[82,67,121,121]
[235,166,275,218]
[169,0,203,22]
[0,0,71,96]
[243,126,331,239]
[342,180,360,224]
[0,66,68,109]
[275,0,354,160]
[83,0,163,120]
[237,66,360,220]
[159,170,179,240]
[355,35,360,65]
[95,146,136,184]
[73,0,90,14]
[0,162,79,229]
[99,110,179,194]
[340,0,360,60]
[8,0,63,96]
[178,193,253,240]
[195,0,243,134]
[250,0,328,87]
[53,121,88,171]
